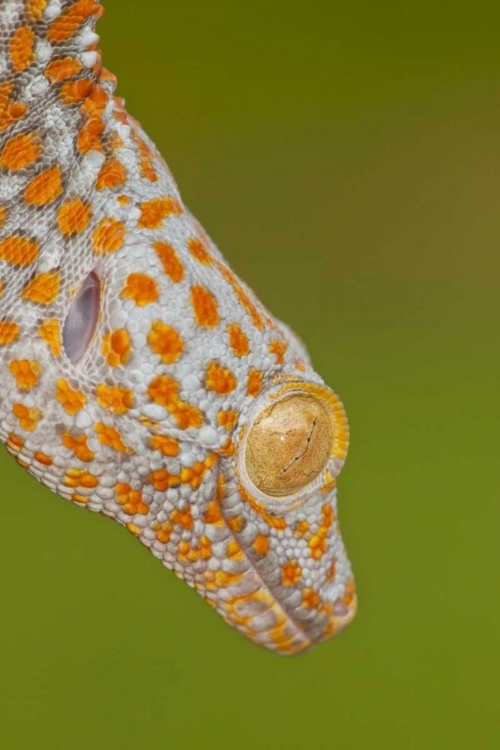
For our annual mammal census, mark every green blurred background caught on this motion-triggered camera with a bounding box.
[1,0,499,747]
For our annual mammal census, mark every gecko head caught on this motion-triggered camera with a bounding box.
[0,203,355,653]
[0,0,354,655]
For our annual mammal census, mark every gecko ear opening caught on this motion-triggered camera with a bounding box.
[62,270,101,364]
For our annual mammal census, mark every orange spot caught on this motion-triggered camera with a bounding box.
[57,198,91,236]
[147,375,180,408]
[0,236,38,265]
[204,498,223,525]
[21,271,60,305]
[95,384,134,414]
[302,588,320,609]
[24,165,63,206]
[309,534,328,560]
[282,561,302,585]
[216,261,265,330]
[227,323,249,357]
[153,241,184,282]
[188,237,212,264]
[59,78,94,105]
[0,321,19,345]
[294,520,309,538]
[214,570,243,588]
[217,410,239,430]
[120,273,159,307]
[47,0,103,43]
[226,539,244,559]
[64,468,98,489]
[191,285,220,328]
[56,379,87,415]
[149,469,180,492]
[126,523,141,536]
[116,483,149,516]
[147,375,204,429]
[62,432,95,462]
[205,362,237,395]
[342,580,356,607]
[34,451,52,466]
[220,437,235,458]
[95,422,131,453]
[102,328,131,366]
[80,83,109,118]
[12,402,42,431]
[9,359,41,391]
[96,156,127,191]
[247,368,263,397]
[239,484,287,530]
[155,520,173,544]
[0,207,6,228]
[45,56,83,83]
[92,217,126,253]
[7,432,24,452]
[39,319,61,356]
[326,559,337,582]
[147,321,183,364]
[322,503,334,526]
[9,26,35,73]
[227,515,245,533]
[27,0,47,20]
[171,508,194,530]
[137,197,182,229]
[77,114,105,154]
[0,132,42,171]
[0,83,28,133]
[100,67,118,87]
[252,534,270,556]
[150,434,179,457]
[269,339,288,365]
[131,130,158,182]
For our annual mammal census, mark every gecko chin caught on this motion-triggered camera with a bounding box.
[211,470,357,655]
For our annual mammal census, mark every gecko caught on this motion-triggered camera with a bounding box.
[0,0,356,654]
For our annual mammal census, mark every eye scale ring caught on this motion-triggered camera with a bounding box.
[238,380,349,513]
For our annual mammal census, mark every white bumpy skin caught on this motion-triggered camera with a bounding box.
[0,0,356,654]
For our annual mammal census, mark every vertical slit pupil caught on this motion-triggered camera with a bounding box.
[62,271,101,363]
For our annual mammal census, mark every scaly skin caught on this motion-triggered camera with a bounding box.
[0,0,356,654]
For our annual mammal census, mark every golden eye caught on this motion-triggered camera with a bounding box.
[245,394,333,497]
[240,381,348,511]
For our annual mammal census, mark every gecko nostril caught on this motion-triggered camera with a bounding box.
[62,270,101,364]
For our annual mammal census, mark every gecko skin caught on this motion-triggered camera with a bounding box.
[0,0,356,654]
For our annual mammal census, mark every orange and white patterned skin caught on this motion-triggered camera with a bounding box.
[0,0,356,654]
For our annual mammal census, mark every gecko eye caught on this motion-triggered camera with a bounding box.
[62,271,101,363]
[240,382,349,513]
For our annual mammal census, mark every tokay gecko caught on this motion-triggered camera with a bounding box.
[0,0,356,654]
